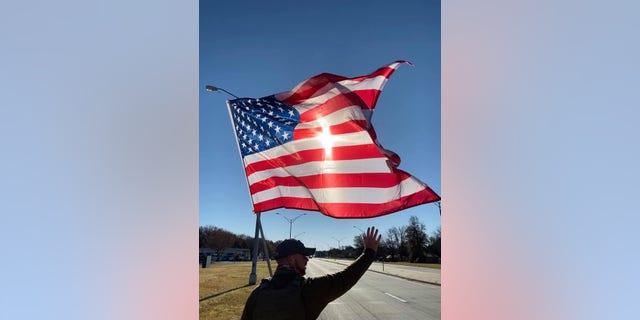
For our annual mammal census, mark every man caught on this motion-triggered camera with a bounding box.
[241,226,382,320]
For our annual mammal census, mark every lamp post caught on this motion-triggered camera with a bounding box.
[332,236,346,250]
[353,226,366,251]
[205,85,240,99]
[277,212,307,238]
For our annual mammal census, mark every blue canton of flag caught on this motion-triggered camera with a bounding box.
[229,96,300,157]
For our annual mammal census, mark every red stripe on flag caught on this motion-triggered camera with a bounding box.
[315,189,441,218]
[281,63,405,106]
[353,89,382,110]
[249,171,413,194]
[252,187,440,218]
[253,197,321,213]
[244,144,385,176]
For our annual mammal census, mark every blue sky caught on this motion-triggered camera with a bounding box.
[200,0,441,251]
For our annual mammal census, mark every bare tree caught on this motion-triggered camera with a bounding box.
[199,226,209,248]
[405,216,428,262]
[426,226,441,259]
[384,226,408,261]
[200,225,280,261]
[353,234,364,253]
[200,226,235,260]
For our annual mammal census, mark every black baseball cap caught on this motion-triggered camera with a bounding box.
[274,239,316,259]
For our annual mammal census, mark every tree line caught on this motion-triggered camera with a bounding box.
[339,216,440,263]
[199,215,440,263]
[199,226,277,261]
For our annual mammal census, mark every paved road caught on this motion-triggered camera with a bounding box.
[306,258,440,320]
[324,259,441,285]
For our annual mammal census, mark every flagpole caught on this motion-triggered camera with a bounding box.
[249,213,260,285]
[209,88,265,284]
[258,218,273,277]
[224,99,266,285]
[225,100,255,205]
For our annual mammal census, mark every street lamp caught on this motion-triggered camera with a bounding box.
[276,212,307,238]
[353,226,366,249]
[205,85,240,99]
[332,236,346,250]
[434,201,441,215]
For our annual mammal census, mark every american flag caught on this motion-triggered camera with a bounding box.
[227,60,440,218]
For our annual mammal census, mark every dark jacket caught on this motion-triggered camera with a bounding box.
[241,248,376,320]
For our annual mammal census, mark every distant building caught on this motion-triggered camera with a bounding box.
[200,248,251,261]
[222,248,251,261]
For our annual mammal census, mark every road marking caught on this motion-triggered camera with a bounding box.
[384,292,407,303]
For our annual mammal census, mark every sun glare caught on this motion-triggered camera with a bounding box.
[319,119,335,157]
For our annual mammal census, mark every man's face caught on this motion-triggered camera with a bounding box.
[288,253,309,275]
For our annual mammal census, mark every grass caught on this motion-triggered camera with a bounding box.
[199,261,273,320]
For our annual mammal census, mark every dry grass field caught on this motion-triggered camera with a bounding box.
[199,261,272,320]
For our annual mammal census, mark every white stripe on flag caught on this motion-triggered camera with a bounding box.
[243,131,376,166]
[387,61,405,70]
[335,75,389,92]
[294,105,367,129]
[246,158,391,185]
[291,76,389,113]
[292,85,350,113]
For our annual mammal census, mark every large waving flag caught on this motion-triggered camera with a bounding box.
[227,61,440,218]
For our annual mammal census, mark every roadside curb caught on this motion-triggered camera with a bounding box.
[320,259,441,287]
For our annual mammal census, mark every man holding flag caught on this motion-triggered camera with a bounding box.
[241,226,382,320]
